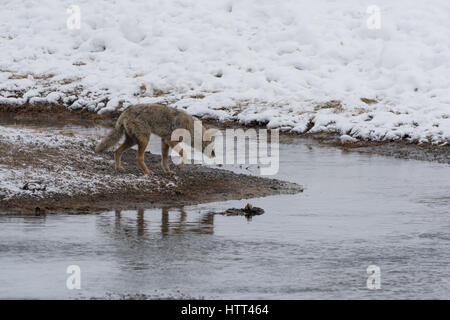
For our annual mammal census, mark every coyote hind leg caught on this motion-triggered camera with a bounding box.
[136,135,153,174]
[114,135,135,171]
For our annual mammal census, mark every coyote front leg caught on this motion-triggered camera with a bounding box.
[166,140,185,171]
[161,140,176,174]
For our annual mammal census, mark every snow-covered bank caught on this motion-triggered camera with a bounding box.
[0,125,175,201]
[1,0,449,143]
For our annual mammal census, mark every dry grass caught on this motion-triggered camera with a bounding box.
[314,100,343,113]
[360,97,378,105]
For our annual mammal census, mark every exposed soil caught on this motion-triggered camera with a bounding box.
[286,132,450,164]
[202,119,450,165]
[0,120,302,214]
[0,101,119,122]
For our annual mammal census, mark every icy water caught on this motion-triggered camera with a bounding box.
[0,122,449,299]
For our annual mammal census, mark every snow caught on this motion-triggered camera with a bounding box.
[340,134,358,144]
[0,0,449,143]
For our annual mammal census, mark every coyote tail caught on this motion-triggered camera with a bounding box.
[95,123,124,153]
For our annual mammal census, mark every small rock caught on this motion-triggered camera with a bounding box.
[35,207,45,216]
[215,203,265,219]
[22,181,47,192]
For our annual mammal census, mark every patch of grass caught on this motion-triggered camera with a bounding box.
[190,94,205,99]
[360,97,378,105]
[314,100,343,113]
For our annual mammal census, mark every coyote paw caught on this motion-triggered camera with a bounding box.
[115,166,125,172]
[144,169,154,175]
[162,164,176,175]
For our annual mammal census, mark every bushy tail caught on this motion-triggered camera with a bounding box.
[95,124,124,153]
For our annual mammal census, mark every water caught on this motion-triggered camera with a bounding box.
[0,123,449,299]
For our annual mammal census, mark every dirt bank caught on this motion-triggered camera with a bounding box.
[0,124,302,214]
[286,132,450,164]
[201,119,450,165]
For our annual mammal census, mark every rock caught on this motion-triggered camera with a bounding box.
[215,203,265,219]
[22,181,47,192]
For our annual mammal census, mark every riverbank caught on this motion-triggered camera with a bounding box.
[0,118,302,214]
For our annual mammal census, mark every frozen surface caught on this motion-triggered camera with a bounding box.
[0,136,449,299]
[1,0,450,143]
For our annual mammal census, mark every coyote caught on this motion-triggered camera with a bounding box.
[95,104,215,174]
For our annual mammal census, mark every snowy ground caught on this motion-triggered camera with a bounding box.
[1,0,449,143]
[0,125,175,201]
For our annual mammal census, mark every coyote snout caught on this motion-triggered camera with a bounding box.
[95,104,216,174]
